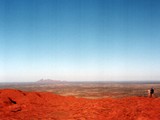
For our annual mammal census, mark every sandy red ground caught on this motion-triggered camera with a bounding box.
[0,89,160,120]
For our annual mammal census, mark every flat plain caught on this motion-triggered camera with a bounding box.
[1,81,160,99]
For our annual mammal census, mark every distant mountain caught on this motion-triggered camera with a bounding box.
[36,79,65,83]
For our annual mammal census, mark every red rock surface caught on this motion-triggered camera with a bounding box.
[0,89,160,120]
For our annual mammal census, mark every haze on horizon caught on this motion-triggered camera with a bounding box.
[0,0,160,82]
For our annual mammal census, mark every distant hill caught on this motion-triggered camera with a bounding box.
[36,79,66,83]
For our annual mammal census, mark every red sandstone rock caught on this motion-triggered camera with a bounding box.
[0,89,160,120]
[9,104,22,112]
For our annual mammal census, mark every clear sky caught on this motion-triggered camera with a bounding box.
[0,0,160,82]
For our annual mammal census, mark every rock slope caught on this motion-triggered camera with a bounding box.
[0,89,160,120]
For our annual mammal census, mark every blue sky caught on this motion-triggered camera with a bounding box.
[0,0,160,82]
